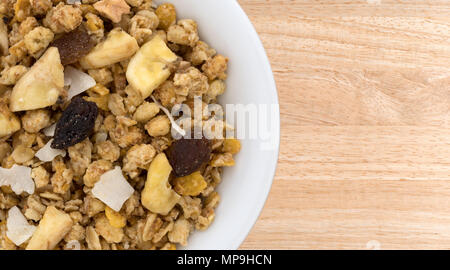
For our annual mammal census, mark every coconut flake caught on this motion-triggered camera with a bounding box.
[64,66,96,100]
[35,139,66,162]
[151,95,186,137]
[67,0,81,4]
[91,166,134,212]
[0,165,35,195]
[6,206,36,246]
[43,123,56,137]
[65,240,81,250]
[94,132,108,143]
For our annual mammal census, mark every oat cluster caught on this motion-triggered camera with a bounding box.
[0,0,240,250]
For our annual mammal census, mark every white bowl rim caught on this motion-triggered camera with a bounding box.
[229,0,281,249]
[153,0,280,249]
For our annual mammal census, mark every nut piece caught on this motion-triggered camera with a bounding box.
[141,153,181,215]
[26,206,73,250]
[93,0,130,23]
[9,47,64,112]
[80,28,138,69]
[50,28,95,66]
[0,101,21,137]
[126,35,177,99]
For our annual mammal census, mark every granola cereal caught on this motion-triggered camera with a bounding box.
[0,0,240,250]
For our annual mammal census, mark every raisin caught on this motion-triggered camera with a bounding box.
[50,28,94,65]
[166,138,212,177]
[51,97,98,149]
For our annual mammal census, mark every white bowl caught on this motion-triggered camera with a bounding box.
[154,0,280,249]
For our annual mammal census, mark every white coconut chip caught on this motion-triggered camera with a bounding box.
[94,132,108,143]
[35,139,66,162]
[0,165,35,195]
[43,123,56,137]
[91,166,134,212]
[64,66,96,100]
[6,206,36,246]
[151,95,186,137]
[67,0,81,4]
[65,240,81,250]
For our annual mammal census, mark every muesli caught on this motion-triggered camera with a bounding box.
[0,0,240,250]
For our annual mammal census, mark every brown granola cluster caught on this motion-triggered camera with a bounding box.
[0,0,240,250]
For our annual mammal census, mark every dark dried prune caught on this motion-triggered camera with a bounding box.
[50,28,94,65]
[166,138,212,177]
[51,97,98,149]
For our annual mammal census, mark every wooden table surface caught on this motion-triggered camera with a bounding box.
[238,0,450,250]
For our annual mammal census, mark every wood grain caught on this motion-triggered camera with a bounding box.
[238,0,450,249]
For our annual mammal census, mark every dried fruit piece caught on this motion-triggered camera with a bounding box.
[173,171,207,196]
[50,28,94,65]
[0,19,8,56]
[141,153,181,215]
[93,0,130,23]
[126,35,178,99]
[167,138,211,177]
[26,206,73,250]
[9,47,64,112]
[51,97,98,149]
[80,28,138,69]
